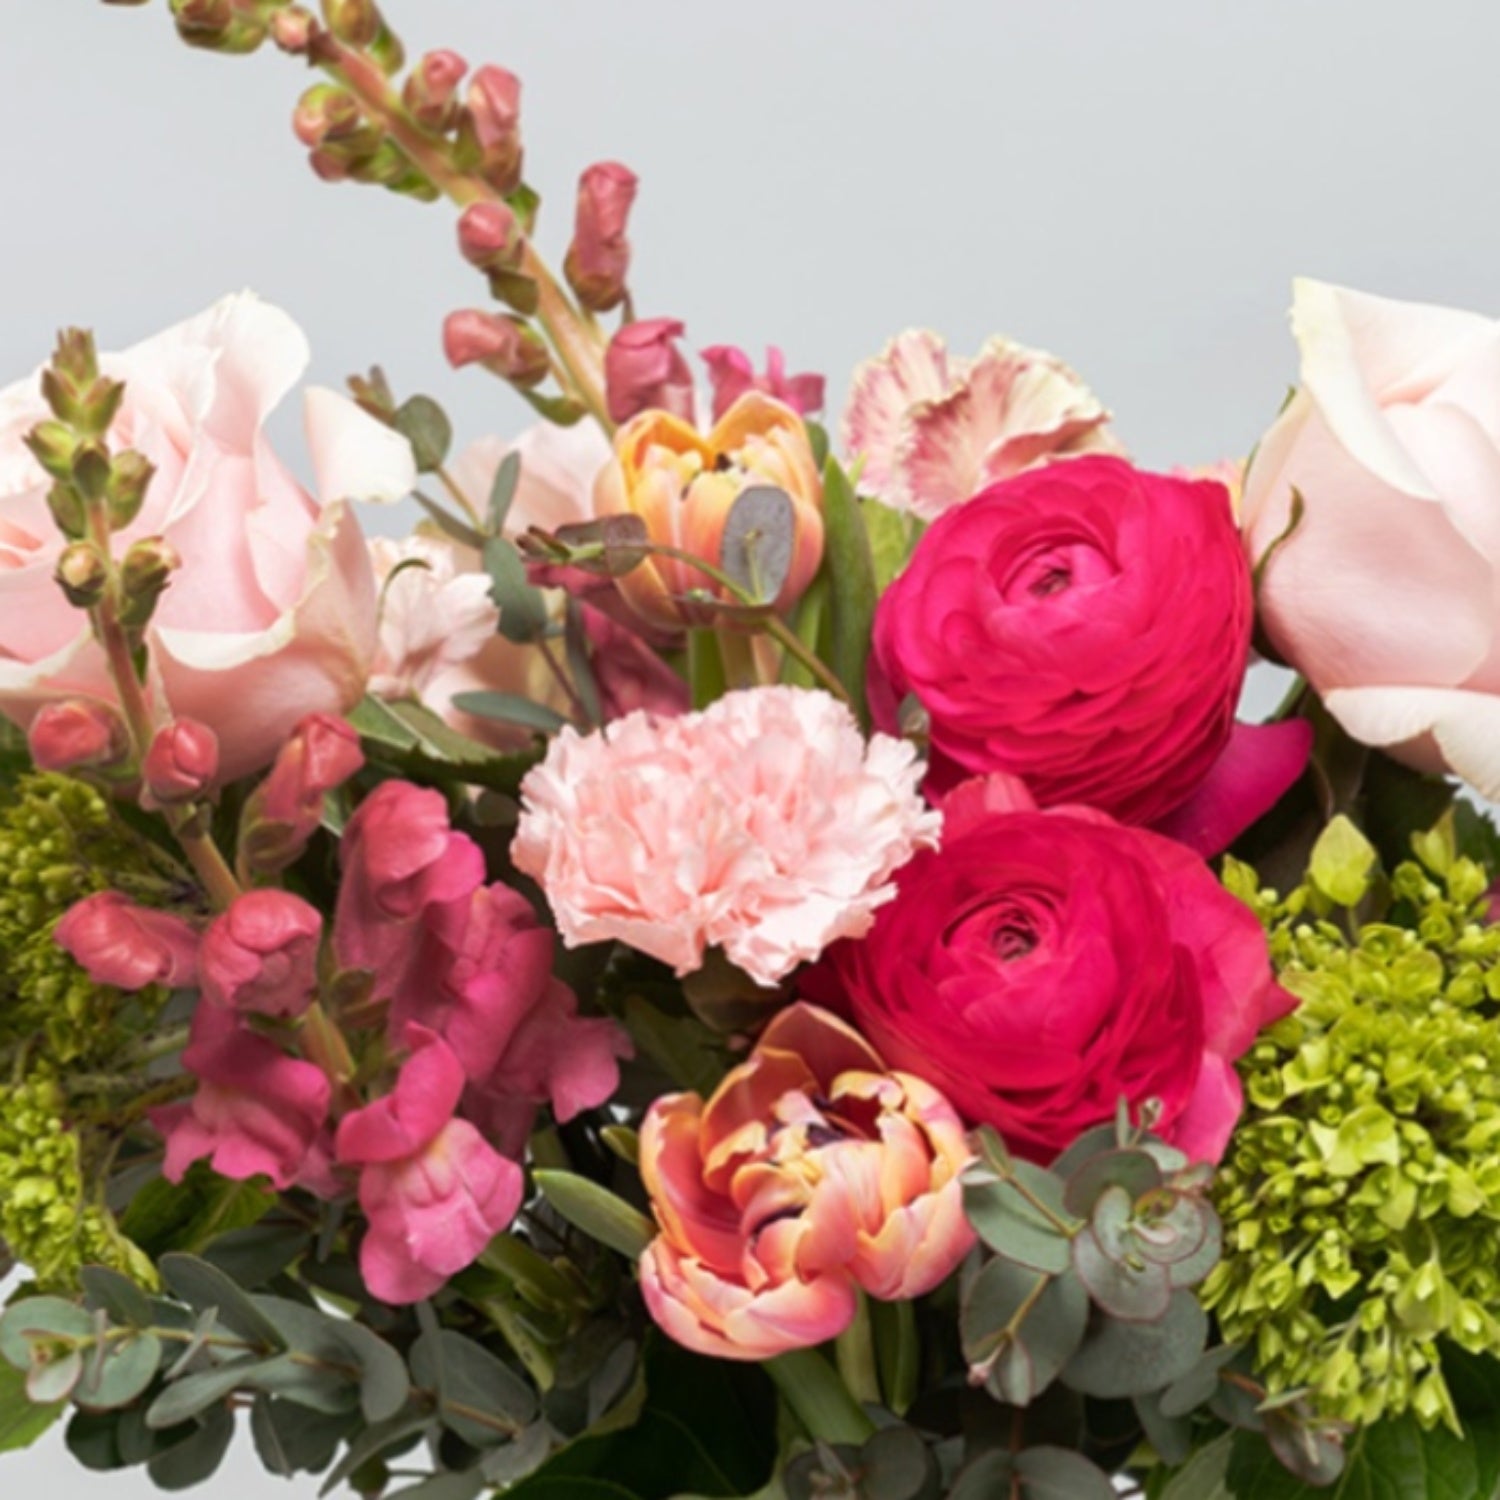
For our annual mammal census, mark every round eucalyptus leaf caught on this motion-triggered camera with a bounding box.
[1061,1290,1209,1399]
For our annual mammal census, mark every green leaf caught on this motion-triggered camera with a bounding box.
[861,497,912,591]
[147,1406,235,1491]
[688,628,729,710]
[146,1357,285,1429]
[410,1327,537,1447]
[251,1396,355,1478]
[331,1320,411,1424]
[394,395,453,474]
[79,1266,154,1328]
[388,1470,486,1500]
[347,694,541,794]
[201,1222,310,1289]
[489,451,524,533]
[1015,1446,1116,1500]
[622,995,729,1096]
[319,1408,432,1497]
[1154,1432,1233,1499]
[1309,815,1379,907]
[451,690,569,735]
[158,1253,288,1350]
[118,1165,272,1259]
[533,1171,655,1260]
[0,1296,94,1371]
[485,535,551,642]
[949,1452,1013,1500]
[415,490,488,549]
[0,1362,63,1452]
[721,486,796,605]
[76,1332,162,1410]
[820,457,878,727]
[963,1160,1076,1274]
[1061,1290,1208,1400]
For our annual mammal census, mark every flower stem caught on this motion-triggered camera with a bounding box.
[765,1348,876,1447]
[834,1293,881,1408]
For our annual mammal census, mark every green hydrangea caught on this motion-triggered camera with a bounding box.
[0,773,179,1062]
[0,1068,154,1289]
[1204,815,1500,1432]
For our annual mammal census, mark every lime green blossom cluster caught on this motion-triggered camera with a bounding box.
[1204,815,1500,1432]
[0,1068,154,1289]
[0,773,177,1061]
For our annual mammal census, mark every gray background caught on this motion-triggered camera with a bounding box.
[5,1,1499,1493]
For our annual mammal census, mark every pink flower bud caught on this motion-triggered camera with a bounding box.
[701,345,826,425]
[200,890,323,1019]
[27,700,127,773]
[142,719,220,805]
[465,65,523,192]
[239,713,364,875]
[603,318,694,424]
[456,201,522,271]
[403,49,467,130]
[564,161,638,314]
[270,5,316,52]
[55,891,200,992]
[442,310,550,388]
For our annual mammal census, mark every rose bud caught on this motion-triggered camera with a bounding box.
[701,345,826,425]
[603,317,694,426]
[27,699,128,774]
[456,201,522,272]
[54,891,199,992]
[142,719,220,805]
[238,713,364,875]
[595,393,824,629]
[465,65,523,192]
[639,1004,974,1361]
[442,310,550,388]
[200,890,323,1019]
[403,49,467,130]
[564,161,638,314]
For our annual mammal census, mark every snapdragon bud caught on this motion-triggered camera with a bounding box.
[107,450,156,530]
[564,161,637,313]
[27,701,129,775]
[143,720,221,806]
[54,542,109,609]
[456,201,522,271]
[271,6,318,53]
[322,0,381,48]
[442,310,550,388]
[170,0,267,52]
[464,65,523,192]
[23,421,77,483]
[293,84,367,149]
[118,537,181,628]
[403,50,467,130]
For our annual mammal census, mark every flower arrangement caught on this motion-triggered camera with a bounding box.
[2,4,1499,1498]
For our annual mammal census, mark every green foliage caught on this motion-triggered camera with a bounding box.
[1209,818,1500,1433]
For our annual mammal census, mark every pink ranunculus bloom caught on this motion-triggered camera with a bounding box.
[335,1025,524,1304]
[512,686,941,987]
[700,345,826,425]
[639,1003,974,1361]
[54,891,199,991]
[334,779,487,984]
[154,1001,331,1190]
[1242,279,1500,798]
[870,455,1258,827]
[840,329,1120,519]
[803,774,1296,1165]
[0,293,416,782]
[199,889,323,1019]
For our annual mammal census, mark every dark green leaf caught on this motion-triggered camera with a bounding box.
[251,1396,354,1477]
[1157,1342,1242,1419]
[66,1407,126,1471]
[388,1470,486,1500]
[489,451,524,533]
[485,535,551,642]
[963,1161,1076,1274]
[332,1319,411,1424]
[146,1406,234,1491]
[820,457,877,728]
[394,395,453,474]
[451,689,569,735]
[201,1222,311,1288]
[1015,1446,1116,1500]
[158,1253,287,1350]
[0,1361,63,1452]
[1061,1291,1208,1399]
[720,485,796,604]
[410,1328,537,1447]
[146,1356,285,1429]
[319,1408,432,1496]
[119,1165,272,1259]
[870,1295,919,1417]
[687,628,729,711]
[533,1170,655,1260]
[79,1266,154,1328]
[948,1451,1013,1500]
[1133,1386,1194,1466]
[1153,1431,1233,1499]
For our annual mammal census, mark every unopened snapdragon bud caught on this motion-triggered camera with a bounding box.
[170,0,267,52]
[107,450,156,530]
[271,5,318,52]
[143,720,220,806]
[55,542,109,609]
[118,537,181,627]
[323,0,381,48]
[238,713,364,875]
[456,201,522,271]
[464,65,523,192]
[564,161,638,314]
[604,318,694,424]
[403,49,467,130]
[442,310,550,388]
[23,421,77,482]
[294,84,365,148]
[27,700,129,774]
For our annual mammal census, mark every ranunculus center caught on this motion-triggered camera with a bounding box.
[994,920,1037,961]
[1000,538,1116,605]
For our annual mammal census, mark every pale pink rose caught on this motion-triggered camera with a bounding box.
[639,1004,974,1361]
[448,424,611,538]
[0,293,415,782]
[512,686,942,987]
[368,535,499,700]
[154,1001,331,1190]
[335,1025,524,1304]
[840,329,1120,519]
[1243,279,1500,797]
[54,891,199,991]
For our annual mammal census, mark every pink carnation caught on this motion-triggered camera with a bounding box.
[512,686,942,987]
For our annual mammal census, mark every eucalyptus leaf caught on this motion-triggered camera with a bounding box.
[75,1332,162,1410]
[251,1396,355,1478]
[394,395,453,474]
[158,1253,287,1350]
[1153,1431,1233,1499]
[484,535,551,642]
[720,485,796,604]
[1072,1223,1172,1322]
[489,451,523,533]
[947,1450,1013,1500]
[65,1407,125,1471]
[1014,1446,1116,1500]
[331,1319,411,1424]
[201,1222,311,1288]
[0,1296,94,1371]
[79,1266,154,1329]
[319,1408,432,1497]
[1062,1148,1163,1217]
[146,1405,235,1491]
[26,1349,83,1406]
[533,1170,655,1261]
[1061,1290,1208,1399]
[410,1327,538,1447]
[388,1469,487,1500]
[145,1356,285,1429]
[549,516,650,576]
[963,1161,1076,1274]
[451,689,570,735]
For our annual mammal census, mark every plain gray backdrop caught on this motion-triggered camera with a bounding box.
[5,1,1500,1493]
